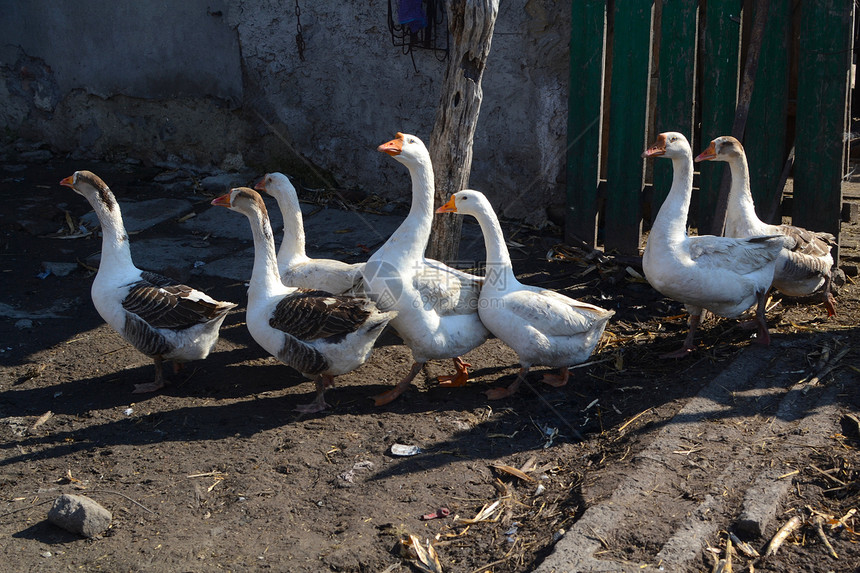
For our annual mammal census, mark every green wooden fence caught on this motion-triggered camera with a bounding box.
[564,0,854,259]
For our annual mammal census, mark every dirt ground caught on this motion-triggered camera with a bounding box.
[1,157,859,573]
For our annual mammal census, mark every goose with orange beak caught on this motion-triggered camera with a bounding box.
[436,190,614,399]
[641,132,786,357]
[695,136,835,316]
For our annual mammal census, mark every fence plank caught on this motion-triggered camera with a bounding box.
[697,0,741,233]
[652,0,698,223]
[603,1,653,255]
[743,0,790,225]
[794,0,853,255]
[565,0,607,248]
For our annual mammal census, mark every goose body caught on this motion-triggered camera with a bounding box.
[361,133,490,404]
[695,136,835,315]
[641,133,785,356]
[254,172,363,294]
[61,170,236,392]
[211,187,395,413]
[437,190,614,399]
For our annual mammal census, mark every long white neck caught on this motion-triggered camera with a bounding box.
[88,191,134,274]
[273,189,308,267]
[724,154,763,232]
[377,154,436,263]
[470,204,517,290]
[246,207,287,298]
[652,152,694,244]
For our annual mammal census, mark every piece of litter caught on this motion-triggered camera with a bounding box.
[123,408,133,416]
[390,444,421,456]
[421,507,450,520]
[534,484,546,495]
[193,261,206,268]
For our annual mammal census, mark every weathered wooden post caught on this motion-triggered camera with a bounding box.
[426,0,499,264]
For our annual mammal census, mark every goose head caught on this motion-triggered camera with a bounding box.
[60,170,117,211]
[642,132,691,160]
[694,136,744,163]
[378,132,430,168]
[211,186,269,219]
[254,172,296,200]
[436,189,492,217]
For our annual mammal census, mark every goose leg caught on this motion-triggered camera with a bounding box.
[134,355,167,393]
[373,362,423,406]
[753,289,771,346]
[822,274,836,317]
[660,312,700,359]
[542,367,570,388]
[295,375,334,413]
[485,366,529,400]
[437,356,471,388]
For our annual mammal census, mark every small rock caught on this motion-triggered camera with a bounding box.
[220,152,245,172]
[14,319,33,330]
[41,262,79,277]
[47,494,112,538]
[19,149,53,163]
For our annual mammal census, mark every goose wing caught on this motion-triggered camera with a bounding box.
[122,271,235,330]
[269,289,374,342]
[412,259,483,316]
[504,288,613,336]
[687,235,785,275]
[775,224,835,259]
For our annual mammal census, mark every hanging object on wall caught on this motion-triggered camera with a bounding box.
[387,0,449,69]
[295,0,306,61]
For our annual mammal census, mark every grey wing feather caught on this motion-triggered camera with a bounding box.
[123,272,234,330]
[278,334,328,376]
[775,225,834,259]
[269,289,374,343]
[688,235,783,274]
[123,312,171,357]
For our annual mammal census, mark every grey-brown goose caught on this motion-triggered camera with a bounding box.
[61,170,236,392]
[210,187,395,413]
[695,136,836,316]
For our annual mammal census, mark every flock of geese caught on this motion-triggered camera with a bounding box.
[59,131,836,412]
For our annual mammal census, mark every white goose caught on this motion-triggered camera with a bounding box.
[254,172,363,294]
[361,132,490,405]
[641,133,786,357]
[437,190,615,399]
[211,187,396,413]
[694,136,836,315]
[61,170,237,393]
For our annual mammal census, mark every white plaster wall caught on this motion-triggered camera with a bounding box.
[1,0,571,225]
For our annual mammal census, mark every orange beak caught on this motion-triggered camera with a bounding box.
[60,175,75,188]
[253,175,267,191]
[694,142,717,162]
[211,193,232,207]
[642,134,667,158]
[378,132,405,156]
[436,196,458,214]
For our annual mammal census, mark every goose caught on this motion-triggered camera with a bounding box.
[694,136,836,316]
[60,170,237,393]
[641,133,786,357]
[436,190,615,399]
[361,132,490,405]
[254,172,363,294]
[211,187,396,413]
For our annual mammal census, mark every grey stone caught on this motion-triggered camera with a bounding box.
[199,172,254,194]
[14,319,33,330]
[81,198,193,234]
[47,494,112,538]
[86,237,239,278]
[41,261,79,277]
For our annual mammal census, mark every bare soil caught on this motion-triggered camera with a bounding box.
[1,158,859,572]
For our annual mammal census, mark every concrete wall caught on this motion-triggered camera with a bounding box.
[0,1,570,225]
